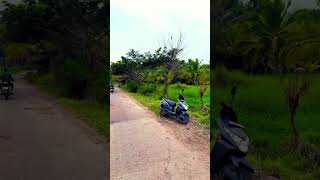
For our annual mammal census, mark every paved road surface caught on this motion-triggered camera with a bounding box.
[110,87,210,180]
[0,75,107,180]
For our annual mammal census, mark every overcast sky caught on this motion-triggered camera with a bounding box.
[110,0,210,64]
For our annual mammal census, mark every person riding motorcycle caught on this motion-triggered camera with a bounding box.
[0,68,14,94]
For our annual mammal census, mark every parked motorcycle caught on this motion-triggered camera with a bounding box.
[1,81,12,100]
[211,87,254,180]
[160,90,189,124]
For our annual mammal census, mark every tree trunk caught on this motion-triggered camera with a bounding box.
[290,111,299,148]
[200,94,204,109]
[163,82,169,98]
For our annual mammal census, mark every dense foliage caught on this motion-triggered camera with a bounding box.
[111,49,210,87]
[214,0,320,73]
[0,0,108,100]
[111,45,210,124]
[213,0,320,178]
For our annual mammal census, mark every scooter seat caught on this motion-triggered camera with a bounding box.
[164,99,176,107]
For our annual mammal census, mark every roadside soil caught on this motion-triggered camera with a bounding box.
[110,87,280,180]
[110,87,210,180]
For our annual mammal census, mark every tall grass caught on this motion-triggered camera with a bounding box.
[212,70,320,179]
[123,82,210,126]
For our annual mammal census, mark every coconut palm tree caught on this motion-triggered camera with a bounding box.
[187,59,202,85]
[234,0,293,72]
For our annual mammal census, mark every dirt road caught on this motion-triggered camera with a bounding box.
[0,75,107,180]
[110,87,210,180]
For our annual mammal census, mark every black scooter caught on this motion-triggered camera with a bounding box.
[211,87,254,180]
[160,90,190,124]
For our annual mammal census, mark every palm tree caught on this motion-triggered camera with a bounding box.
[212,0,243,63]
[187,59,202,85]
[239,0,293,72]
[231,0,320,73]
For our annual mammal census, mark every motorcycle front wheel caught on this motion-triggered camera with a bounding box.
[177,112,189,124]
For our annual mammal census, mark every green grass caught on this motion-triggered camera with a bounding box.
[122,83,210,126]
[27,72,108,138]
[4,64,33,74]
[212,70,320,179]
[60,98,108,137]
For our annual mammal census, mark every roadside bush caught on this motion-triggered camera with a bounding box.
[126,80,139,92]
[87,71,107,103]
[57,59,89,99]
[138,83,157,95]
[25,71,37,83]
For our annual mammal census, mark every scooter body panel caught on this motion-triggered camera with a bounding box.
[160,94,190,124]
[211,140,238,173]
[161,99,176,115]
[230,155,255,173]
[212,140,255,177]
[176,104,183,116]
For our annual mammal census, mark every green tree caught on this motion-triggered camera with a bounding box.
[282,74,309,148]
[187,58,203,85]
[160,33,185,97]
[198,66,210,110]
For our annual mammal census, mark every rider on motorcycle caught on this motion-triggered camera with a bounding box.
[0,68,14,94]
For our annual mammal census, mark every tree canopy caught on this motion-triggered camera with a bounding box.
[214,0,320,73]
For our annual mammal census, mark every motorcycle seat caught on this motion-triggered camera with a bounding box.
[164,99,176,107]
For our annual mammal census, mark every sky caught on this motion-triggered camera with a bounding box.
[110,0,210,64]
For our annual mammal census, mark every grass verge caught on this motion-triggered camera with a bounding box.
[212,70,320,179]
[120,82,210,127]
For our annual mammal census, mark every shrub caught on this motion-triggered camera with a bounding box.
[138,83,157,95]
[126,80,139,92]
[87,71,107,103]
[57,59,89,99]
[25,71,37,82]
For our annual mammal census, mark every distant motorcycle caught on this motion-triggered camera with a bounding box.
[211,87,254,180]
[160,89,190,124]
[1,81,12,100]
[110,83,114,93]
